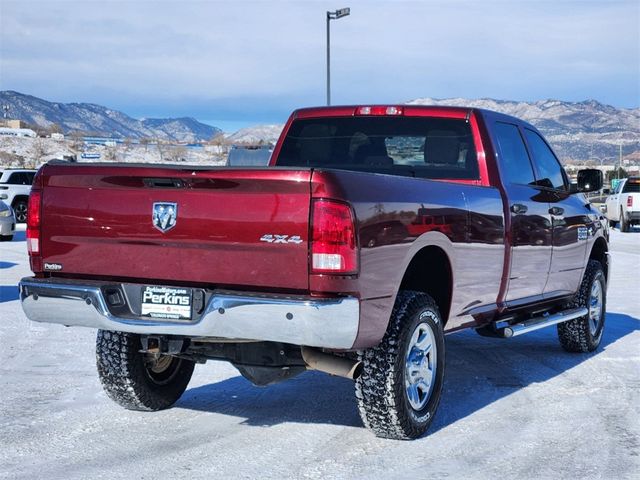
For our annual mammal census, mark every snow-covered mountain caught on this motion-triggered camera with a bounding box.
[407,97,640,163]
[226,124,284,145]
[2,91,637,162]
[231,99,640,162]
[0,91,221,142]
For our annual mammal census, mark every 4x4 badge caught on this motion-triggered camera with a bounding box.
[153,202,177,233]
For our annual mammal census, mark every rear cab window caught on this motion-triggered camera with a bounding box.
[276,116,480,181]
[622,178,640,193]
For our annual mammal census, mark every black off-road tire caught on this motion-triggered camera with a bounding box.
[96,330,195,411]
[0,235,13,242]
[557,260,606,353]
[355,291,445,440]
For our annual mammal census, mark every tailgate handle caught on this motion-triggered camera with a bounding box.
[144,178,184,188]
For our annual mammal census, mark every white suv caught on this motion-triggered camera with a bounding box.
[0,169,37,223]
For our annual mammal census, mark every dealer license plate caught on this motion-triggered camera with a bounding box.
[141,286,192,320]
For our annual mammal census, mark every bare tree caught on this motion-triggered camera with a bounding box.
[30,138,51,167]
[210,132,227,145]
[155,140,167,161]
[210,132,230,155]
[161,144,188,163]
[171,145,188,162]
[140,137,151,152]
[44,123,63,135]
[68,131,84,152]
[103,145,118,162]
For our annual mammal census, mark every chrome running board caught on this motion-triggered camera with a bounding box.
[501,307,588,338]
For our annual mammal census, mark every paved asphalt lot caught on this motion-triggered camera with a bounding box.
[1,225,638,480]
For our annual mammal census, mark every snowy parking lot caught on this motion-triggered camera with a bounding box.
[1,226,639,480]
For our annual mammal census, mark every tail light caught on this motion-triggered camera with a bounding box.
[310,199,358,274]
[628,196,633,207]
[27,190,42,255]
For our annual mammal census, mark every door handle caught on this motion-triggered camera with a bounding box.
[510,204,528,214]
[549,206,564,216]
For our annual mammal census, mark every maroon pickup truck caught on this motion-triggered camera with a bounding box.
[19,105,609,439]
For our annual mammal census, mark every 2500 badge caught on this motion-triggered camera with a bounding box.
[141,286,192,320]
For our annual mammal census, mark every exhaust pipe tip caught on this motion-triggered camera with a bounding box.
[351,361,363,380]
[301,346,362,380]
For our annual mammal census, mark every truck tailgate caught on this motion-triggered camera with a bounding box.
[39,164,312,291]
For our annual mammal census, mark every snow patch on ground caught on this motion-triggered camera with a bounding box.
[0,227,638,479]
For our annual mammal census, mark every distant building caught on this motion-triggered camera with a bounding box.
[0,119,26,129]
[51,132,65,141]
[0,127,36,138]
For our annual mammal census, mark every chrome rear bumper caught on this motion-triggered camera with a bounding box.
[19,277,360,349]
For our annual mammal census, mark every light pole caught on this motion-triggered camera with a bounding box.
[326,7,350,106]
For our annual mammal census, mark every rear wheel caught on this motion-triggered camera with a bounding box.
[620,209,629,232]
[355,291,445,440]
[96,330,195,411]
[0,235,13,242]
[558,260,606,353]
[12,199,28,223]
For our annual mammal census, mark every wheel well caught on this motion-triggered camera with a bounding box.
[590,237,609,281]
[399,246,452,324]
[11,195,29,207]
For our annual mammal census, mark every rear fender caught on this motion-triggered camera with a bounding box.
[353,232,456,349]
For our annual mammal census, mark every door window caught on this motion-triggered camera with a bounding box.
[524,129,566,190]
[493,122,535,186]
[7,172,30,185]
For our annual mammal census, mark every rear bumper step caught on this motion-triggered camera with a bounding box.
[19,277,360,349]
[501,307,588,338]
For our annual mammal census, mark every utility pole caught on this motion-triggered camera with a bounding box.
[326,8,350,106]
[326,12,331,106]
[619,143,623,167]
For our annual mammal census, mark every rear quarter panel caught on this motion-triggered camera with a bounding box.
[310,169,505,348]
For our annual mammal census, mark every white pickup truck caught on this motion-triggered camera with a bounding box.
[604,177,640,232]
[0,169,37,223]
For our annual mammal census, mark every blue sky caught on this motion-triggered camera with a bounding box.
[1,0,638,131]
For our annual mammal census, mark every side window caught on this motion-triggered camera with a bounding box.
[7,172,31,185]
[493,122,535,186]
[6,173,20,184]
[614,182,623,194]
[524,129,566,190]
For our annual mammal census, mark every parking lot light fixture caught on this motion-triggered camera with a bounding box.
[326,7,350,106]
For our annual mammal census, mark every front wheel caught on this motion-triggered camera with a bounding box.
[557,260,606,353]
[96,330,195,411]
[355,291,445,440]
